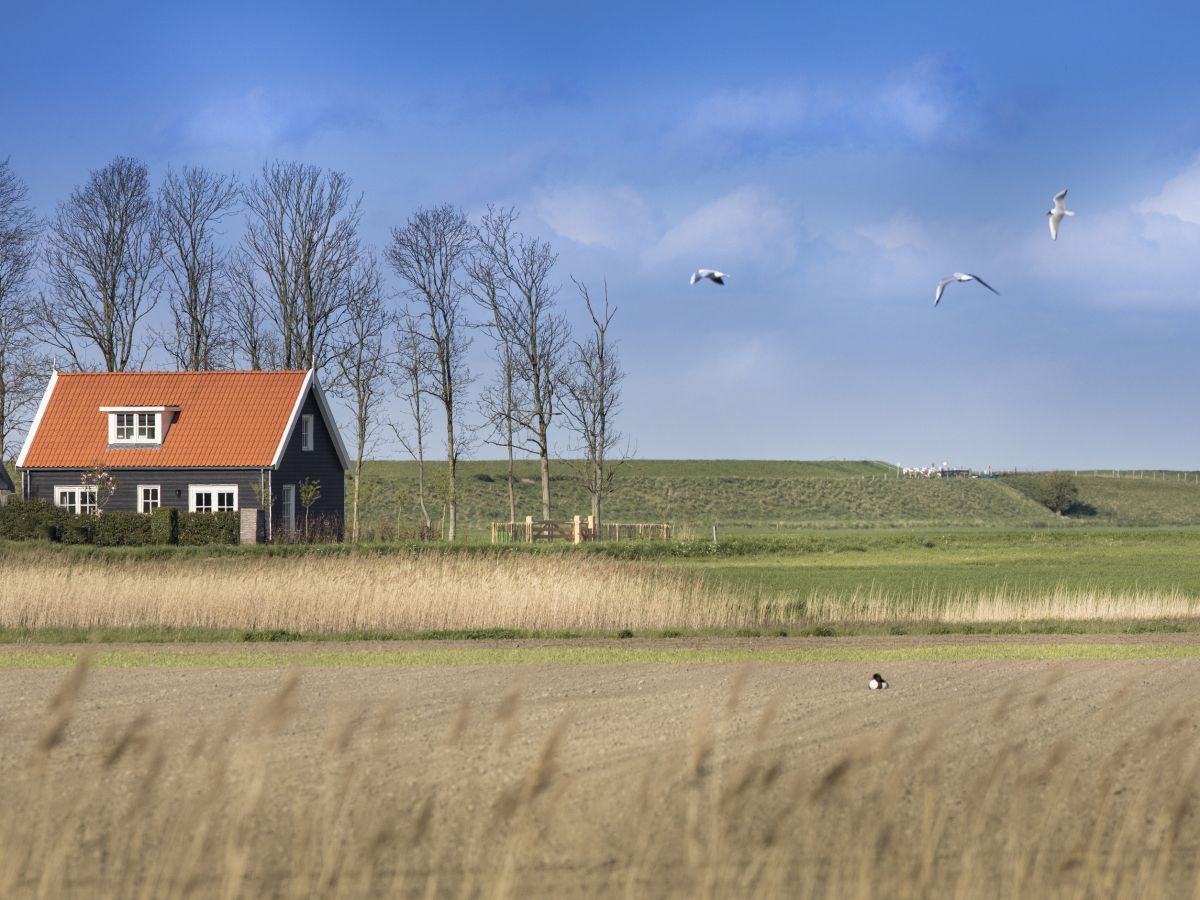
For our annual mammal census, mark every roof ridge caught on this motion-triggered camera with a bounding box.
[55,370,310,376]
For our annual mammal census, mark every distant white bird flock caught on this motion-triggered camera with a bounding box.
[934,272,1000,307]
[687,188,1073,310]
[1048,188,1074,241]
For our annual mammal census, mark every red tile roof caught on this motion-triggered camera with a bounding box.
[20,371,311,469]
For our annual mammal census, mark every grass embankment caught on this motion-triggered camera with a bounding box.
[354,459,1057,538]
[1002,472,1200,525]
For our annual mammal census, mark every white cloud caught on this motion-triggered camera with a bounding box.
[649,185,799,269]
[857,211,928,253]
[179,88,376,153]
[533,184,653,248]
[1134,154,1200,224]
[681,55,977,149]
[875,57,968,143]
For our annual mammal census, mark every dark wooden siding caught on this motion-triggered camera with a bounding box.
[270,388,346,534]
[23,467,271,513]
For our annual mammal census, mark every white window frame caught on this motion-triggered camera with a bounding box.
[54,485,98,515]
[136,413,156,442]
[115,412,135,441]
[188,484,238,513]
[301,414,314,451]
[102,406,178,446]
[282,484,296,535]
[137,485,161,514]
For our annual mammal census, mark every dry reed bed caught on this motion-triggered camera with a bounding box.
[4,551,1200,633]
[3,657,1199,898]
[0,552,758,633]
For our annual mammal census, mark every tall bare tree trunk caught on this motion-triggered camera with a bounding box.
[387,205,474,543]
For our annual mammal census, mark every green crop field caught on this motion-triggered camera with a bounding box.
[671,527,1200,623]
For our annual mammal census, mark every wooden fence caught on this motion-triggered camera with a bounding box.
[491,515,671,544]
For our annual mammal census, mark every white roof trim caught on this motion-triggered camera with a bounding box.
[269,370,351,470]
[310,374,351,471]
[99,406,181,413]
[15,371,59,468]
[271,369,314,469]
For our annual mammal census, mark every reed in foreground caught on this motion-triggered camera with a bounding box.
[2,657,1198,898]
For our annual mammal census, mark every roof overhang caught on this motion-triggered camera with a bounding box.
[15,371,58,469]
[98,406,181,413]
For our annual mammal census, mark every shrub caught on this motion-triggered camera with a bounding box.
[58,518,93,545]
[177,512,239,546]
[0,498,70,541]
[1037,472,1081,515]
[92,511,152,547]
[150,507,178,545]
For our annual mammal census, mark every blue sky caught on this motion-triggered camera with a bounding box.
[5,0,1200,468]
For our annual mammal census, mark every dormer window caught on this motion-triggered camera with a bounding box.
[101,406,178,447]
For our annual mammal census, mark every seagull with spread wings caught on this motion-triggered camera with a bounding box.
[690,269,727,285]
[1048,188,1074,241]
[934,272,1000,307]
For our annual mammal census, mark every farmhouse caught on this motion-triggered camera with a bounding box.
[16,370,348,540]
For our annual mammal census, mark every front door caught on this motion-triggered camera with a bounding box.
[282,484,296,538]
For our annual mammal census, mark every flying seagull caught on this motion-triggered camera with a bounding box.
[869,673,890,691]
[934,272,1000,307]
[690,269,727,285]
[1048,188,1074,241]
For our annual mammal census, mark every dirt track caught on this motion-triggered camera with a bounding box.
[3,637,1200,897]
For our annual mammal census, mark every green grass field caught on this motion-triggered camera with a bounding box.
[674,527,1200,604]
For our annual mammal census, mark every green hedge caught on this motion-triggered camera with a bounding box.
[0,498,238,546]
[150,507,178,545]
[0,498,71,541]
[177,511,239,546]
[92,511,153,547]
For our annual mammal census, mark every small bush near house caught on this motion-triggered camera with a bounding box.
[92,511,153,547]
[150,507,178,545]
[0,498,70,541]
[177,511,239,546]
[58,519,93,545]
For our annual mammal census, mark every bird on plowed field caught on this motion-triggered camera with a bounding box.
[869,673,890,690]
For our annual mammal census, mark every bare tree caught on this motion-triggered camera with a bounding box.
[331,256,389,543]
[0,160,45,466]
[562,278,626,530]
[240,160,363,375]
[468,253,524,524]
[35,156,161,371]
[228,250,282,370]
[386,205,474,542]
[158,166,240,369]
[391,314,433,535]
[475,206,569,521]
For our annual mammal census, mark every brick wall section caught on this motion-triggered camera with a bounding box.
[240,508,265,544]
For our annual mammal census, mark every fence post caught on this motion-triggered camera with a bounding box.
[587,514,595,541]
[573,514,582,544]
[525,515,533,543]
